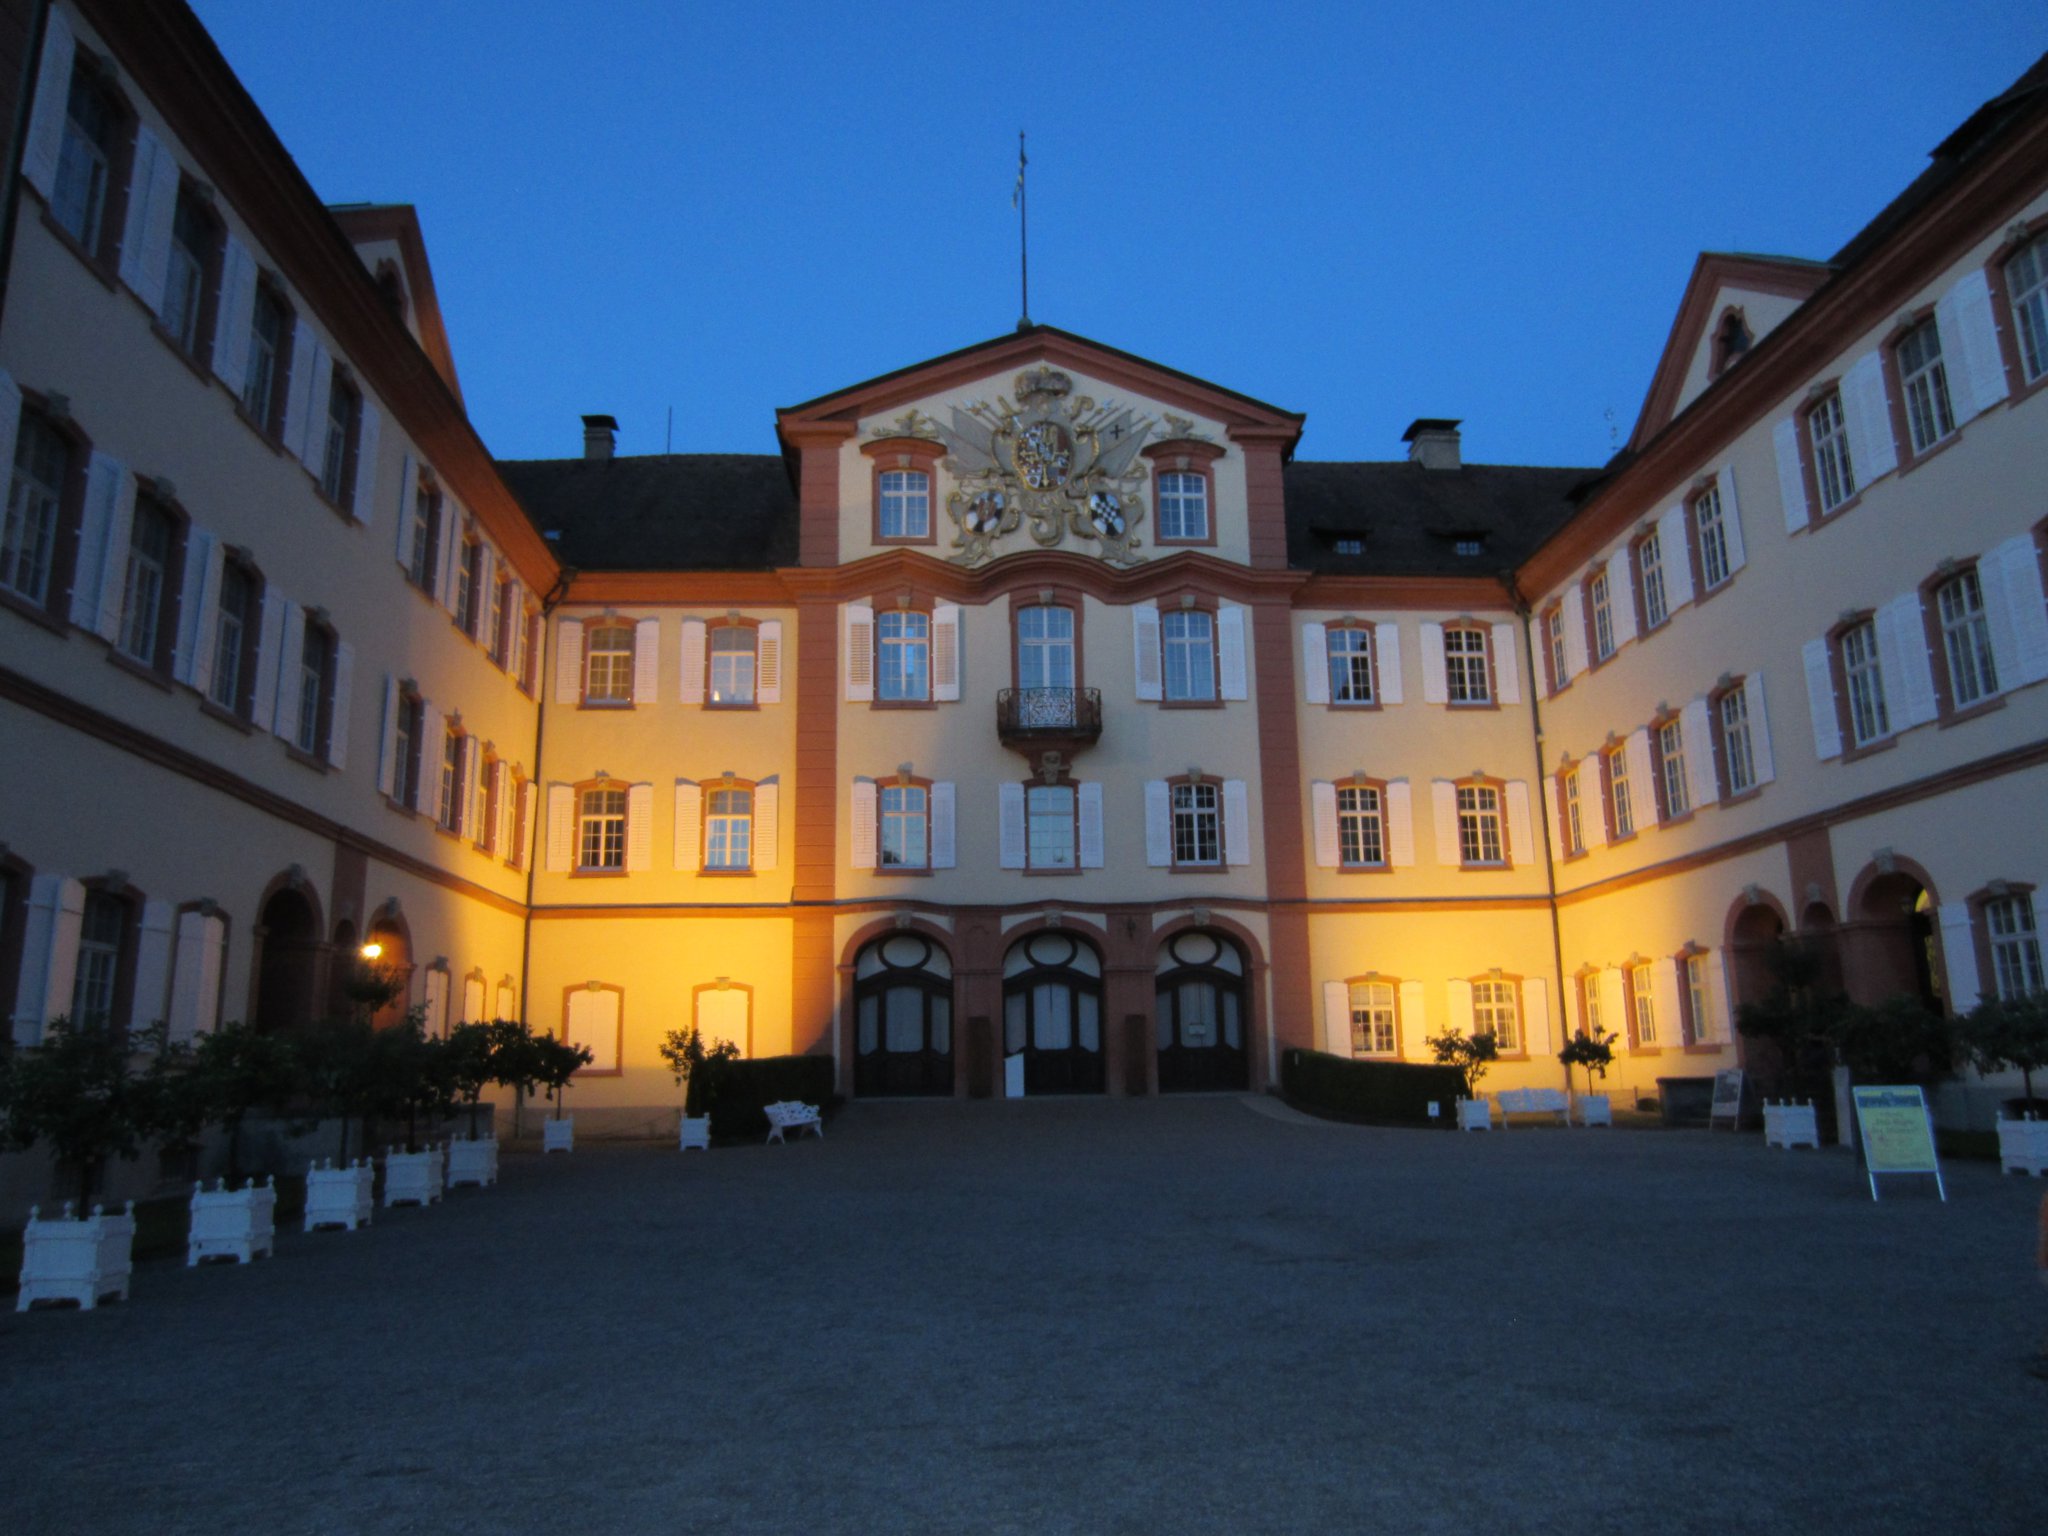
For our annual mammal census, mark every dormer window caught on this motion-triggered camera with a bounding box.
[1711,309,1753,378]
[1333,537,1363,556]
[1453,538,1485,558]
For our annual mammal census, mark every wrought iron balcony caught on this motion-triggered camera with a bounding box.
[995,687,1102,751]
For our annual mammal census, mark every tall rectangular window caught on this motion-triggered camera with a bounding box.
[877,470,930,539]
[1630,963,1658,1046]
[1018,605,1075,691]
[296,621,331,756]
[1589,570,1615,660]
[1336,785,1384,868]
[1842,620,1889,745]
[1328,627,1374,705]
[1987,894,2045,1000]
[1456,784,1504,866]
[71,892,125,1029]
[1718,687,1756,796]
[1694,484,1732,590]
[117,500,174,666]
[408,487,440,591]
[1348,981,1397,1057]
[320,374,358,504]
[242,287,287,429]
[1609,748,1635,839]
[1639,529,1668,629]
[1810,390,1856,512]
[4,412,68,606]
[452,538,479,635]
[1936,570,1997,709]
[705,787,753,871]
[1162,610,1215,702]
[1657,718,1690,818]
[1026,784,1076,870]
[2009,235,2048,384]
[1685,953,1712,1044]
[879,784,928,869]
[578,786,626,870]
[392,694,422,808]
[53,68,118,253]
[164,191,212,355]
[437,731,461,832]
[585,623,635,704]
[877,611,930,702]
[1544,608,1567,691]
[709,625,756,705]
[210,561,253,713]
[1563,768,1585,855]
[1443,627,1490,703]
[1896,319,1954,454]
[1171,782,1221,866]
[1472,978,1520,1051]
[1157,472,1208,541]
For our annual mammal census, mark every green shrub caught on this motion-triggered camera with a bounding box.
[703,1055,839,1142]
[1280,1048,1466,1126]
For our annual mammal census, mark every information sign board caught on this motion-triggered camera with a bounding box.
[1709,1068,1743,1130]
[1851,1085,1946,1202]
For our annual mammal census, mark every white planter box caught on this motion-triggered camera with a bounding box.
[1456,1097,1492,1131]
[1998,1116,2048,1176]
[1764,1100,1821,1149]
[446,1137,498,1189]
[187,1178,277,1265]
[542,1117,574,1154]
[304,1159,375,1232]
[679,1116,711,1151]
[1576,1093,1614,1127]
[17,1202,136,1311]
[384,1144,446,1207]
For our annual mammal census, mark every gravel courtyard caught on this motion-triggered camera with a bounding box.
[4,1097,2044,1535]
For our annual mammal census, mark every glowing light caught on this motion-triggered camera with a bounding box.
[360,942,384,960]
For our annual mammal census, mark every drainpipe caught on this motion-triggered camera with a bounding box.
[1502,571,1572,1093]
[0,2,54,331]
[514,561,575,1124]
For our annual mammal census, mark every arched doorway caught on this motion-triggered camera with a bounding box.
[359,913,414,1032]
[1853,871,1942,1012]
[1801,902,1845,997]
[1002,930,1104,1095]
[852,932,953,1097]
[1155,930,1249,1092]
[254,886,321,1034]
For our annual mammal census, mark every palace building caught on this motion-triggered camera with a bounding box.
[2,0,2045,1179]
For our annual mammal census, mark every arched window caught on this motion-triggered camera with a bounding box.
[1003,931,1104,1094]
[1155,930,1249,1091]
[852,933,953,1097]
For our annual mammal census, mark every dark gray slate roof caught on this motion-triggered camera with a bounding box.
[496,454,798,573]
[1283,460,1595,577]
[499,451,1596,578]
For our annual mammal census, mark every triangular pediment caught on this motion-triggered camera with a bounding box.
[330,204,464,407]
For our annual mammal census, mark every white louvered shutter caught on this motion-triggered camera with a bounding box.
[1801,638,1843,760]
[168,911,226,1043]
[1418,622,1447,703]
[850,780,878,869]
[845,604,874,702]
[393,452,417,564]
[245,590,281,732]
[326,641,354,769]
[1625,731,1655,821]
[1658,505,1694,609]
[1385,780,1415,867]
[1933,271,2007,420]
[19,11,73,201]
[1143,780,1171,867]
[1651,959,1682,1051]
[1599,967,1629,1043]
[1560,586,1588,678]
[1078,782,1105,869]
[515,780,536,868]
[1446,979,1475,1037]
[1218,603,1248,700]
[1430,780,1458,864]
[1323,981,1351,1056]
[1773,418,1809,533]
[679,618,706,704]
[1521,979,1551,1057]
[1398,980,1428,1056]
[1223,779,1250,867]
[1606,551,1638,647]
[1742,673,1775,784]
[997,781,1026,870]
[625,784,653,872]
[0,373,18,504]
[930,781,957,869]
[71,451,126,635]
[272,601,305,742]
[297,341,332,473]
[1490,621,1521,704]
[186,536,226,693]
[171,532,214,686]
[1841,351,1897,483]
[121,127,179,308]
[1506,781,1533,866]
[1982,534,2048,687]
[932,603,962,701]
[462,976,486,1026]
[758,620,784,703]
[1877,592,1936,728]
[1132,602,1162,701]
[131,901,175,1031]
[1716,465,1747,573]
[1681,698,1716,808]
[1302,623,1329,704]
[1543,776,1562,853]
[633,617,660,704]
[351,405,380,524]
[212,237,258,397]
[487,761,508,854]
[31,877,87,1041]
[1938,902,1982,1013]
[1580,758,1608,849]
[92,466,137,644]
[416,703,443,812]
[1705,950,1732,1041]
[753,780,779,871]
[435,504,463,610]
[555,618,584,704]
[1378,623,1404,704]
[1310,781,1339,868]
[545,785,574,872]
[279,318,316,462]
[673,780,702,871]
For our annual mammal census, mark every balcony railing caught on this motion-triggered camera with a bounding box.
[995,687,1102,746]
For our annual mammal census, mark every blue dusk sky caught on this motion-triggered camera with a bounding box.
[187,1,2048,470]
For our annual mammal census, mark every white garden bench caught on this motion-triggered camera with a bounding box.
[763,1101,823,1144]
[1494,1087,1570,1127]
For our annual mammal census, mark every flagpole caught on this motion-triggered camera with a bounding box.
[1016,131,1030,331]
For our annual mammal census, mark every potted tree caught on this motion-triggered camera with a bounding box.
[375,1017,454,1207]
[189,1021,295,1185]
[1557,1027,1618,1125]
[1959,991,2048,1174]
[1736,938,1849,1138]
[294,1014,379,1231]
[660,1024,737,1150]
[442,1020,516,1189]
[531,1032,594,1151]
[1426,1028,1500,1130]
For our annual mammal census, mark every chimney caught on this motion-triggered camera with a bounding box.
[1402,417,1462,471]
[581,414,618,461]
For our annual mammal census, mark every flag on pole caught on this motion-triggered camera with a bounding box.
[1013,133,1027,208]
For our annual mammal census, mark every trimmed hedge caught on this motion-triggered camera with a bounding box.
[702,1054,840,1143]
[1280,1048,1466,1126]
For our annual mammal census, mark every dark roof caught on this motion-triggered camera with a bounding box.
[1284,460,1596,578]
[496,454,797,572]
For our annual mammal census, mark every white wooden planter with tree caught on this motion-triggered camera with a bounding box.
[1456,1097,1492,1131]
[304,1158,375,1231]
[446,1137,498,1188]
[542,1116,574,1153]
[383,1143,445,1207]
[1999,1115,2048,1176]
[17,1202,136,1311]
[1764,1100,1821,1149]
[187,1177,276,1265]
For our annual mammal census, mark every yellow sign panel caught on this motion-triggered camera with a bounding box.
[1852,1086,1947,1201]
